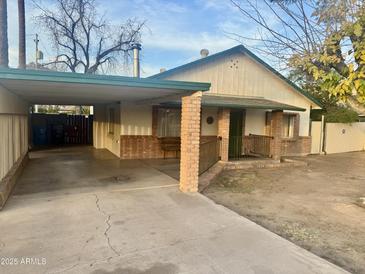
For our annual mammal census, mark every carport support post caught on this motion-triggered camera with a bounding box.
[270,110,283,160]
[179,91,202,192]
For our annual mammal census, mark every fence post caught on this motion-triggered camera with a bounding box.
[320,115,326,154]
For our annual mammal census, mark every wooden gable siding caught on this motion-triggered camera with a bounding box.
[160,52,313,110]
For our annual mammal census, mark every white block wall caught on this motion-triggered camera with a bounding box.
[0,85,29,181]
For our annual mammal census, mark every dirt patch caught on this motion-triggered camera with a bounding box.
[204,152,365,274]
[213,171,258,193]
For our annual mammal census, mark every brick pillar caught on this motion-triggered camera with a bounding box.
[218,108,230,162]
[270,110,283,160]
[179,92,202,192]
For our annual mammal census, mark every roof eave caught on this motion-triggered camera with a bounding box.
[203,103,306,112]
[0,68,211,92]
[159,101,306,112]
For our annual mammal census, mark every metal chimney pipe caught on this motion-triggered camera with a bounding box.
[132,43,142,78]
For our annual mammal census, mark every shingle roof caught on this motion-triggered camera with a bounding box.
[150,45,321,108]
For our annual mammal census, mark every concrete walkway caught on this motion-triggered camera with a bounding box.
[0,148,347,274]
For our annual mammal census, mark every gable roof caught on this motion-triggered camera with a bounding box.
[150,45,321,107]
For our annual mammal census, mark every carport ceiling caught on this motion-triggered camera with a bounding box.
[0,68,210,105]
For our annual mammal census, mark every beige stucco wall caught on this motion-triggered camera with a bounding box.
[245,109,266,135]
[201,107,218,136]
[324,123,365,154]
[0,85,29,181]
[120,103,152,135]
[159,52,315,136]
[0,84,28,115]
[311,121,322,154]
[93,103,121,157]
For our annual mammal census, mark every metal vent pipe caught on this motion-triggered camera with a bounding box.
[132,43,142,78]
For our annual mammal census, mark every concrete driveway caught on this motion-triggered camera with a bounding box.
[0,147,347,274]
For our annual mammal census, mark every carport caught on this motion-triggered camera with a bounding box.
[0,68,210,208]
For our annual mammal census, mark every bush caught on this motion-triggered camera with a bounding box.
[325,107,359,123]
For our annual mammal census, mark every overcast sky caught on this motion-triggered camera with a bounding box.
[7,0,270,77]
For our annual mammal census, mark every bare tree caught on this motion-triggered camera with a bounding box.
[34,0,145,74]
[18,0,26,69]
[229,0,365,112]
[229,0,326,68]
[0,0,8,68]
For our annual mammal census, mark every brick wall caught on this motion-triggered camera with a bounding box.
[281,136,311,156]
[120,136,178,159]
[120,135,216,159]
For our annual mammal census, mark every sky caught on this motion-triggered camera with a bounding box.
[6,0,269,77]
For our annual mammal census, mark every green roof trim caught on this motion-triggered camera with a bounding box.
[160,95,306,112]
[0,68,211,91]
[150,45,321,107]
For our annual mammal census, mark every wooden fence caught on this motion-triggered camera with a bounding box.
[31,113,93,146]
[199,137,220,175]
[244,134,273,157]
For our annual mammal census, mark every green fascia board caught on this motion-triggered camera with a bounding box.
[202,102,305,111]
[150,45,322,108]
[160,101,306,112]
[0,68,211,91]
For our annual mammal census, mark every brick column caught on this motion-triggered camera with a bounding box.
[218,108,230,161]
[179,92,202,192]
[270,110,283,160]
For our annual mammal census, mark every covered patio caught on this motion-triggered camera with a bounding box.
[158,94,308,162]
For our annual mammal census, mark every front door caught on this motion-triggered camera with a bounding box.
[229,110,244,159]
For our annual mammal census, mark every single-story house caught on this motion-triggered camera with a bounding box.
[0,44,320,208]
[150,45,322,160]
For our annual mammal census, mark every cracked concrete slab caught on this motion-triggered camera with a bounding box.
[93,194,120,258]
[0,147,348,274]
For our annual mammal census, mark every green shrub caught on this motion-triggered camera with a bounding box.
[325,107,359,123]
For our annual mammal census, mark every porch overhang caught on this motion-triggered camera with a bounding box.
[160,94,306,112]
[0,68,210,105]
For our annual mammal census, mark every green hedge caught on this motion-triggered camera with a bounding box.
[311,107,358,123]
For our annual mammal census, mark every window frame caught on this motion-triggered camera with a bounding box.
[107,107,115,135]
[156,107,181,138]
[282,113,298,139]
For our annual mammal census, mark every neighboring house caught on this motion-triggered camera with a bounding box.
[149,45,321,159]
